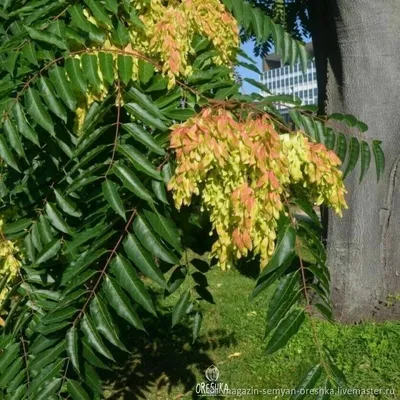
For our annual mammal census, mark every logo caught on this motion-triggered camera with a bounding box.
[195,365,229,397]
[205,365,219,382]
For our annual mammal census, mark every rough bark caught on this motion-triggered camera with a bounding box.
[310,0,400,322]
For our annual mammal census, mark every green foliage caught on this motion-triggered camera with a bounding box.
[0,0,385,398]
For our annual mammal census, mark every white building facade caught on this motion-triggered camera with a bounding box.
[260,43,318,108]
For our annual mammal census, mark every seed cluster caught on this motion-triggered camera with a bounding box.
[168,109,347,270]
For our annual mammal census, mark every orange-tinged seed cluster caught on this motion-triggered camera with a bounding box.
[168,109,347,270]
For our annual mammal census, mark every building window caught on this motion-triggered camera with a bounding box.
[294,64,298,72]
[309,89,313,98]
[273,81,276,89]
[290,77,293,85]
[272,70,275,78]
[304,90,308,98]
[294,76,298,85]
[299,75,303,84]
[285,78,289,86]
[313,72,317,80]
[276,69,280,77]
[277,81,280,89]
[308,73,312,81]
[299,91,303,99]
[285,66,289,74]
[314,88,318,97]
[281,79,284,87]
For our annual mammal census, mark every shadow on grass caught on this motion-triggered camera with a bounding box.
[103,306,237,400]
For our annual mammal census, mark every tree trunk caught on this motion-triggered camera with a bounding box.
[310,0,400,322]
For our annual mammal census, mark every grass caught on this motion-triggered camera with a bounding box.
[104,265,400,399]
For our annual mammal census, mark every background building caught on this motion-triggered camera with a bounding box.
[260,42,317,111]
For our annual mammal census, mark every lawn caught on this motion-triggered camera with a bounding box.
[104,265,400,399]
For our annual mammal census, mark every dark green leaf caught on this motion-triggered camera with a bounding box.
[102,275,145,331]
[81,314,115,361]
[344,137,360,178]
[359,141,371,183]
[25,26,66,50]
[133,214,180,264]
[118,55,133,86]
[102,180,126,221]
[37,77,67,122]
[90,295,128,351]
[12,103,39,146]
[125,102,167,131]
[25,87,54,136]
[123,233,167,288]
[0,135,19,171]
[112,163,154,203]
[122,123,166,155]
[98,52,114,86]
[49,66,77,111]
[172,290,190,327]
[81,54,101,92]
[373,140,385,182]
[265,308,305,354]
[67,379,91,400]
[138,59,154,85]
[54,189,82,218]
[3,118,25,158]
[66,327,80,373]
[34,239,61,265]
[45,203,72,234]
[65,58,87,94]
[111,255,156,315]
[291,364,323,400]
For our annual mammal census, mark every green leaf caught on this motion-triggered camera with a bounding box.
[105,0,119,14]
[68,5,105,43]
[85,0,112,27]
[81,54,101,93]
[45,203,72,234]
[0,357,22,388]
[344,137,360,178]
[98,52,114,86]
[172,290,190,327]
[138,59,154,85]
[123,233,167,288]
[90,295,128,351]
[359,141,371,183]
[111,254,157,315]
[152,180,168,204]
[25,87,54,136]
[0,135,19,172]
[265,308,305,354]
[266,272,300,334]
[22,42,38,65]
[336,133,347,163]
[373,140,385,182]
[38,213,53,245]
[298,42,308,74]
[41,306,78,325]
[34,378,62,400]
[112,21,130,47]
[192,311,203,343]
[133,214,180,264]
[30,341,66,372]
[102,275,145,330]
[125,102,167,131]
[81,314,115,361]
[117,144,162,180]
[164,109,196,121]
[65,58,87,94]
[54,189,82,218]
[4,117,25,159]
[118,55,133,86]
[102,180,126,221]
[112,163,153,203]
[25,26,66,50]
[316,379,332,400]
[122,123,166,155]
[12,103,39,146]
[0,343,19,374]
[37,77,67,123]
[3,218,31,235]
[250,7,264,41]
[49,66,77,111]
[34,239,61,265]
[66,327,80,373]
[67,380,91,400]
[143,209,181,252]
[291,365,323,400]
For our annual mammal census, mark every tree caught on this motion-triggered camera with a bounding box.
[0,0,383,397]
[247,0,398,323]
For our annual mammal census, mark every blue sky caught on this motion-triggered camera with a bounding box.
[237,40,263,94]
